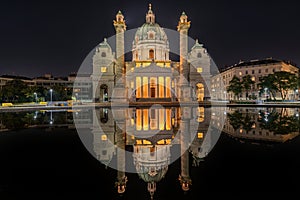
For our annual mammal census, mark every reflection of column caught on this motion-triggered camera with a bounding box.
[179,107,192,191]
[115,115,127,194]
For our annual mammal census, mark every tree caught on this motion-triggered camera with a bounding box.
[241,75,255,100]
[258,74,278,101]
[273,71,298,100]
[0,79,28,103]
[227,75,242,100]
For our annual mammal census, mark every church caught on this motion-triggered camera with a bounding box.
[91,4,212,103]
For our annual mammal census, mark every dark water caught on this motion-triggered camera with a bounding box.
[0,107,299,199]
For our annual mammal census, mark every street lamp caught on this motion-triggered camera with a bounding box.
[50,89,53,104]
[33,92,37,103]
[264,88,268,101]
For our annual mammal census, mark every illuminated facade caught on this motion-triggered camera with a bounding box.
[211,58,299,100]
[91,4,212,103]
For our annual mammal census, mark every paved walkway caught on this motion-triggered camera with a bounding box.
[1,101,300,112]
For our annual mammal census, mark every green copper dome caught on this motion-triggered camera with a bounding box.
[134,23,168,43]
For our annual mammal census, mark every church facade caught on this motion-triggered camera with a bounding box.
[91,4,212,103]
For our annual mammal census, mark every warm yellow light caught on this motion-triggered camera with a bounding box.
[159,77,164,98]
[157,139,165,145]
[239,129,243,133]
[136,77,141,98]
[239,72,242,76]
[197,132,203,139]
[131,67,134,72]
[136,109,142,130]
[159,109,165,130]
[101,135,107,141]
[143,77,148,98]
[136,140,142,145]
[101,67,107,73]
[166,108,171,130]
[131,118,134,126]
[251,77,255,81]
[197,67,203,73]
[143,109,149,130]
[143,140,151,145]
[131,81,134,89]
[165,139,171,144]
[165,77,171,98]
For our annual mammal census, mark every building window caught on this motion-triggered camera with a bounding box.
[245,70,248,74]
[149,33,154,39]
[101,52,106,57]
[130,81,134,89]
[101,135,107,141]
[197,67,203,73]
[252,70,255,74]
[149,49,154,59]
[259,69,261,73]
[197,132,203,139]
[265,69,268,73]
[239,72,242,76]
[273,68,275,72]
[197,52,202,58]
[101,67,107,73]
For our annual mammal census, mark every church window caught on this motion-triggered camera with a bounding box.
[101,67,107,73]
[101,135,107,141]
[101,52,106,57]
[197,132,203,139]
[149,49,154,59]
[149,33,154,39]
[197,67,203,73]
[197,52,202,58]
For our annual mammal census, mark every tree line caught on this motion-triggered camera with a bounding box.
[0,79,73,103]
[227,71,300,101]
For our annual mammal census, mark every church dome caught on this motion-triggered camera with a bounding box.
[133,23,168,44]
[132,4,169,61]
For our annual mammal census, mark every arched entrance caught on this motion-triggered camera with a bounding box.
[100,84,108,102]
[196,83,204,101]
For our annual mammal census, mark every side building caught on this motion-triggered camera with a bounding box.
[211,58,299,101]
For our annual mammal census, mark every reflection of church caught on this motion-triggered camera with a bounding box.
[91,4,212,103]
[91,106,213,198]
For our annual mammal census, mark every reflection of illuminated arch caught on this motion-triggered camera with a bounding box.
[197,107,205,122]
[100,84,108,102]
[100,108,109,123]
[196,83,204,101]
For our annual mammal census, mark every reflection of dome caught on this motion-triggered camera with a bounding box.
[137,166,168,183]
[133,144,171,198]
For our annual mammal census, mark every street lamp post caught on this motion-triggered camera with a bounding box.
[34,92,37,103]
[264,88,268,101]
[50,89,53,105]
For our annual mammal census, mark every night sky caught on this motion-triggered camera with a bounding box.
[0,0,299,78]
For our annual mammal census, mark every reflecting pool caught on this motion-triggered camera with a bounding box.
[0,106,299,198]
